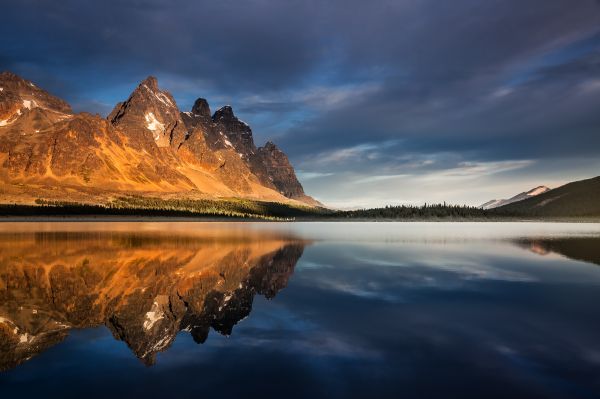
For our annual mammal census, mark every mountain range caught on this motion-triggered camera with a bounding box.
[0,71,320,207]
[480,186,550,209]
[2,71,598,218]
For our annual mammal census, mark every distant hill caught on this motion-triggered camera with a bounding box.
[495,176,600,217]
[480,186,550,209]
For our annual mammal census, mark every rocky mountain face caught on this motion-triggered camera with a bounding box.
[0,227,306,370]
[0,72,320,206]
[0,71,71,123]
[258,141,311,200]
[180,99,320,205]
[108,76,188,151]
[480,185,551,209]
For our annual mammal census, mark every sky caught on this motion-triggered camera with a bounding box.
[1,0,599,208]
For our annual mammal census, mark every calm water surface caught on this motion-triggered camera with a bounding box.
[1,222,600,398]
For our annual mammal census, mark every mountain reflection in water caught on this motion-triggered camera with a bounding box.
[1,222,600,399]
[0,224,306,370]
[516,237,600,266]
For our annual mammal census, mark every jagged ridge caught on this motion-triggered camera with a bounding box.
[0,72,321,207]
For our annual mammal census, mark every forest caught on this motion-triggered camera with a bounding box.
[1,196,597,220]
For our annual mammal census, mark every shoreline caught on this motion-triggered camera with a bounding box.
[1,215,599,223]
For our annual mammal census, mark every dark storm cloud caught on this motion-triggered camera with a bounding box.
[1,0,599,206]
[0,0,326,92]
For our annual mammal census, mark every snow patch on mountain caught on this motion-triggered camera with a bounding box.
[527,186,550,196]
[156,92,174,107]
[143,301,165,330]
[0,112,19,126]
[142,84,174,108]
[145,112,164,140]
[480,185,551,209]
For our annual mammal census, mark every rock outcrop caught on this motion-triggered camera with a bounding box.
[257,141,318,205]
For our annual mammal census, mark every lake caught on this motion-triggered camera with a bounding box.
[1,222,600,398]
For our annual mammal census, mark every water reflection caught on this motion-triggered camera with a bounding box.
[1,222,600,399]
[0,225,306,370]
[516,237,600,266]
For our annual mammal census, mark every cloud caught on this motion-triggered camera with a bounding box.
[353,174,411,184]
[315,144,380,164]
[426,160,535,179]
[296,171,335,180]
[1,0,599,206]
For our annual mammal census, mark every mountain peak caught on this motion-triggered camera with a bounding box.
[0,71,24,81]
[139,76,159,92]
[263,141,279,151]
[0,71,72,118]
[108,75,185,149]
[213,105,235,121]
[134,76,177,110]
[527,186,550,196]
[191,98,211,118]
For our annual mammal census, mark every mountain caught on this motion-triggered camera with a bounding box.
[0,72,321,207]
[480,185,550,209]
[495,176,600,217]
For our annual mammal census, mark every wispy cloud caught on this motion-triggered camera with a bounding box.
[424,160,535,180]
[238,81,381,113]
[354,174,410,184]
[317,144,380,164]
[296,171,335,180]
[304,140,401,167]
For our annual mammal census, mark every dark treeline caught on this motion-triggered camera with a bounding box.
[0,200,525,220]
[0,197,328,220]
[328,203,495,220]
[1,198,593,220]
[108,196,327,218]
